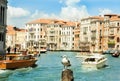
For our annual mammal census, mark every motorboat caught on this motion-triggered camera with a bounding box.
[39,39,47,53]
[40,47,47,53]
[81,54,107,69]
[0,54,38,70]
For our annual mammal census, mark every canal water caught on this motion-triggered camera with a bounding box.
[0,51,120,81]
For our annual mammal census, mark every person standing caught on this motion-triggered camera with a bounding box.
[14,47,17,54]
[7,46,11,54]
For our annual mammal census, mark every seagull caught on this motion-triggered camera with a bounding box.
[61,55,71,69]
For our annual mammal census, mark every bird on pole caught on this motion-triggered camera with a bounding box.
[61,55,71,70]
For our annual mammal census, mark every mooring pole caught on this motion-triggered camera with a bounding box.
[61,69,74,81]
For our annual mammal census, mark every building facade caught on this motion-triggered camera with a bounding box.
[104,14,120,50]
[73,22,80,51]
[24,14,120,52]
[61,22,75,50]
[46,20,62,50]
[25,19,77,51]
[26,19,50,51]
[80,16,104,52]
[0,0,7,54]
[6,25,26,52]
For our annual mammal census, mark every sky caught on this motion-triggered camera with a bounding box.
[7,0,120,28]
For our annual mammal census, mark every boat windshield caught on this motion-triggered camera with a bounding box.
[85,58,95,62]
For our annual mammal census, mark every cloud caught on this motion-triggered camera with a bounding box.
[30,10,59,20]
[98,8,112,16]
[60,5,89,21]
[7,6,30,18]
[59,0,89,21]
[59,0,81,6]
[7,6,31,27]
[7,0,89,27]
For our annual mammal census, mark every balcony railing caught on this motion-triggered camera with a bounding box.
[108,32,115,37]
[91,30,96,32]
[108,41,115,45]
[91,42,96,46]
[91,36,96,40]
[83,32,87,35]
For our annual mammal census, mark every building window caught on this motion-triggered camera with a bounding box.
[117,37,120,42]
[40,28,42,31]
[117,23,119,26]
[117,28,119,33]
[0,6,5,25]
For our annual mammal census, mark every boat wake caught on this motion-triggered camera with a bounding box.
[0,70,10,74]
[81,67,98,72]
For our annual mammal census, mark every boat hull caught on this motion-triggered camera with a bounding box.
[82,59,107,69]
[40,49,47,53]
[112,53,119,57]
[0,59,37,70]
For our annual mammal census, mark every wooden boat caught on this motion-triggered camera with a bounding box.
[28,50,40,57]
[0,54,37,70]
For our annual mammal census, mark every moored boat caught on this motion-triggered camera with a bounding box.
[112,51,119,57]
[81,54,107,69]
[39,39,47,53]
[40,47,47,53]
[0,54,37,70]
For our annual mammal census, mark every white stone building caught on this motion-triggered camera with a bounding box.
[80,16,103,52]
[61,22,75,50]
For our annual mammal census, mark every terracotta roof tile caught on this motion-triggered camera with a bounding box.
[27,19,52,24]
[63,21,76,27]
[110,17,120,21]
[7,25,16,35]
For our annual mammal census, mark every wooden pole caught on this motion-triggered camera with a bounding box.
[61,69,74,81]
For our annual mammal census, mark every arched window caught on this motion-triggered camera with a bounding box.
[117,28,119,33]
[117,37,120,42]
[117,23,120,26]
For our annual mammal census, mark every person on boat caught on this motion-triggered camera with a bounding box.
[14,47,17,54]
[22,49,28,55]
[7,46,11,54]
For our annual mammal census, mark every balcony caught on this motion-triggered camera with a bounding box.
[108,41,115,45]
[83,32,87,35]
[91,36,96,40]
[109,24,115,27]
[108,32,115,37]
[28,28,35,34]
[29,31,35,35]
[108,41,115,48]
[47,41,57,44]
[91,42,96,46]
[29,38,35,41]
[91,30,96,32]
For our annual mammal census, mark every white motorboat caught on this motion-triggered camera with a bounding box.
[81,54,107,69]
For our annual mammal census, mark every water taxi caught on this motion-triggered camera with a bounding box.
[81,54,107,69]
[0,54,37,70]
